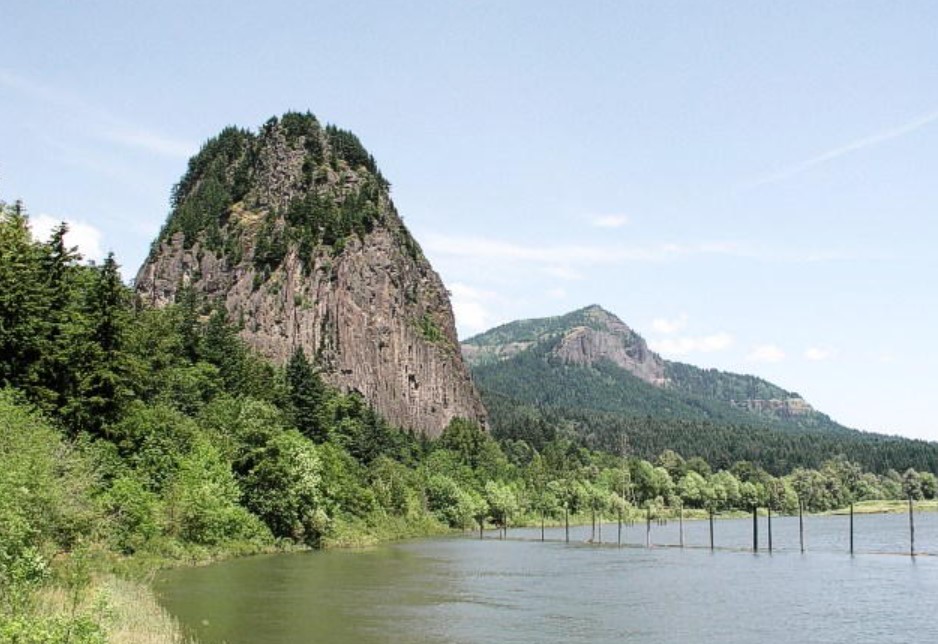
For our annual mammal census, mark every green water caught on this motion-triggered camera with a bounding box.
[157,514,938,643]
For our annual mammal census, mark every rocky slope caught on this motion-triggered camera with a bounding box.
[463,305,836,431]
[136,113,485,435]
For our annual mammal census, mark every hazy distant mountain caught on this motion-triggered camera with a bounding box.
[462,304,844,433]
[456,305,938,473]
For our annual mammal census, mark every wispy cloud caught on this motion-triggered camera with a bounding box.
[542,265,583,281]
[422,232,854,267]
[747,344,786,363]
[751,108,938,188]
[650,333,734,356]
[422,233,748,265]
[0,68,196,160]
[103,128,196,159]
[590,214,630,228]
[804,346,835,362]
[651,313,688,335]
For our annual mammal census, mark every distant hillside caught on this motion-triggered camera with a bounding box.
[462,305,938,473]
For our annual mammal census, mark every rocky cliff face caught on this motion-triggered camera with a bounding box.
[135,113,486,435]
[551,306,668,386]
[462,305,668,386]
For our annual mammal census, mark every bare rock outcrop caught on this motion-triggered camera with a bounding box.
[135,114,486,436]
[552,306,668,386]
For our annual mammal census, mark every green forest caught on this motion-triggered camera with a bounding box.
[2,201,937,641]
[469,334,938,473]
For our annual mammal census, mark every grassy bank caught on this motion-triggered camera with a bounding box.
[23,515,453,643]
[35,575,190,644]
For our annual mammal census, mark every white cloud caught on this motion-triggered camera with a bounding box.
[651,313,688,335]
[650,333,734,356]
[747,344,786,363]
[751,108,938,188]
[804,346,835,361]
[448,282,501,337]
[31,214,104,263]
[590,214,630,228]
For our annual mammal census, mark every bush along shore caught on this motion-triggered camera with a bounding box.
[3,202,938,641]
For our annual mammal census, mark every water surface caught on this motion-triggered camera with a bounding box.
[157,512,938,643]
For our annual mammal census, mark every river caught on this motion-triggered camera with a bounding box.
[157,512,938,643]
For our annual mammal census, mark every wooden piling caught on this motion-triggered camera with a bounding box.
[646,508,651,548]
[598,512,602,545]
[679,505,685,548]
[617,509,622,547]
[909,495,915,557]
[751,507,757,552]
[849,503,854,555]
[799,500,805,553]
[564,507,570,543]
[709,509,714,551]
[767,506,773,554]
[541,511,545,542]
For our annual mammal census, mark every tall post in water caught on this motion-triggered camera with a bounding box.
[598,512,603,545]
[849,503,854,555]
[909,495,915,557]
[591,508,596,542]
[767,506,773,554]
[679,504,685,549]
[617,509,622,547]
[752,507,759,553]
[564,506,570,544]
[646,507,651,548]
[709,509,714,551]
[541,510,545,542]
[799,500,805,553]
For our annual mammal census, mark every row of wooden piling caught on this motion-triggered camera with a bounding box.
[484,496,923,557]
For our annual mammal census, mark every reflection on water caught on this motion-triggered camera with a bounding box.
[157,512,938,644]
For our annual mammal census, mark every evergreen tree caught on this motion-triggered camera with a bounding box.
[175,284,201,362]
[286,348,326,442]
[201,302,247,393]
[0,203,49,391]
[69,252,132,435]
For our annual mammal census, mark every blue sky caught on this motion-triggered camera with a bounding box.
[2,2,936,439]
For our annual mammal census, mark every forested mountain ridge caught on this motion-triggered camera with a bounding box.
[463,305,829,429]
[135,113,485,436]
[464,306,938,473]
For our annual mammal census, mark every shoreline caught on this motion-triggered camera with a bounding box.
[57,498,937,642]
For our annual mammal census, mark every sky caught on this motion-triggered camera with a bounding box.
[2,2,936,440]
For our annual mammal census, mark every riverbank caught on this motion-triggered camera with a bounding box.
[32,516,454,643]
